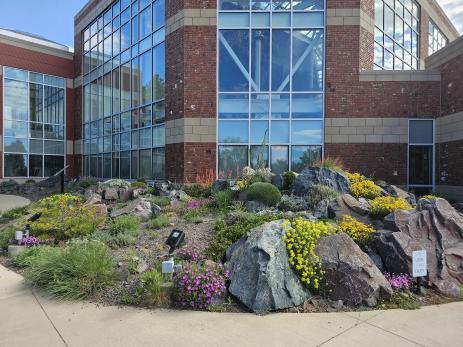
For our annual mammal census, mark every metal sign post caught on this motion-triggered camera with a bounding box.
[54,165,70,194]
[412,250,427,294]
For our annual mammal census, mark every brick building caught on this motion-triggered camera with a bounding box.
[1,0,462,200]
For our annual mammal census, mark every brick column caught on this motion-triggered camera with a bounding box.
[165,1,217,183]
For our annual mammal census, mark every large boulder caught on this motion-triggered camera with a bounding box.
[103,187,119,200]
[371,198,463,296]
[316,233,393,306]
[225,220,311,312]
[278,194,308,212]
[292,167,350,196]
[341,194,370,216]
[110,198,159,221]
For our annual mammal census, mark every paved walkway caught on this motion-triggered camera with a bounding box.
[1,265,462,347]
[0,194,30,213]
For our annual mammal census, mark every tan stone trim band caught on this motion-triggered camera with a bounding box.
[325,117,409,143]
[74,75,83,88]
[436,111,463,143]
[0,135,3,151]
[426,36,463,69]
[166,118,216,144]
[66,140,74,155]
[359,70,441,82]
[326,8,374,35]
[0,32,73,60]
[436,185,463,202]
[166,9,216,35]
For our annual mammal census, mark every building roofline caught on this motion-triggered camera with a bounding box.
[0,29,74,59]
[426,35,463,69]
[420,0,460,40]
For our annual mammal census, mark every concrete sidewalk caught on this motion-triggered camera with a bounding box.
[0,194,30,213]
[1,265,462,347]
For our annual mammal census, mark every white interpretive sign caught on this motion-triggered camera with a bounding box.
[412,250,427,277]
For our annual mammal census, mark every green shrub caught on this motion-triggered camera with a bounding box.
[148,195,170,207]
[212,189,236,211]
[0,227,15,250]
[24,240,115,299]
[284,218,335,291]
[0,206,29,224]
[147,215,170,229]
[184,184,210,198]
[130,181,146,189]
[108,215,140,236]
[24,194,104,241]
[206,213,282,261]
[306,184,339,208]
[369,196,413,219]
[249,174,267,185]
[246,182,282,206]
[283,171,296,190]
[135,268,169,306]
[79,179,98,189]
[379,292,420,310]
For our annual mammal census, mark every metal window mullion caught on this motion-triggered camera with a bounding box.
[288,8,293,172]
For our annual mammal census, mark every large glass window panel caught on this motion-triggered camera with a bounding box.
[121,22,131,51]
[140,106,152,127]
[218,145,248,178]
[152,147,165,179]
[4,120,28,138]
[120,151,130,178]
[132,58,140,107]
[291,145,321,172]
[4,154,27,177]
[250,145,269,169]
[251,94,269,119]
[219,0,250,10]
[29,83,43,122]
[30,123,43,139]
[29,139,43,154]
[409,146,433,186]
[219,94,249,119]
[153,43,165,100]
[153,101,165,123]
[292,93,323,118]
[103,73,112,117]
[29,155,43,177]
[251,30,270,92]
[140,50,152,104]
[139,149,152,178]
[4,137,28,153]
[112,152,120,178]
[44,124,64,140]
[409,120,433,144]
[291,120,323,144]
[271,30,290,92]
[121,62,131,110]
[271,146,288,174]
[140,128,152,148]
[132,15,139,43]
[153,125,165,147]
[112,67,121,113]
[4,79,28,121]
[140,6,152,38]
[4,67,28,81]
[292,0,323,10]
[292,30,324,91]
[250,120,269,144]
[218,120,249,143]
[44,156,64,177]
[270,121,289,143]
[44,141,65,155]
[153,0,165,30]
[131,150,139,178]
[219,30,249,92]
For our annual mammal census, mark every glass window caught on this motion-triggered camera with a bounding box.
[4,154,27,177]
[218,146,248,178]
[251,29,270,92]
[292,94,323,118]
[4,67,28,81]
[140,6,152,38]
[271,146,288,174]
[219,30,249,92]
[140,50,152,104]
[250,145,269,168]
[44,156,64,176]
[153,43,165,100]
[218,121,249,143]
[140,149,152,178]
[219,94,249,119]
[292,30,323,91]
[291,145,321,172]
[29,155,43,177]
[219,0,250,11]
[251,94,269,119]
[152,147,165,179]
[428,21,447,55]
[374,0,420,70]
[409,120,433,144]
[272,30,290,91]
[271,121,289,143]
[4,137,28,153]
[292,120,323,144]
[4,79,28,121]
[250,120,269,144]
[153,0,165,30]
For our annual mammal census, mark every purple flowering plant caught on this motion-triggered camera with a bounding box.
[384,272,413,291]
[175,241,207,263]
[172,261,229,309]
[21,236,41,247]
[186,199,210,210]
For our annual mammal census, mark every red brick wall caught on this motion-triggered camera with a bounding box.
[325,143,408,185]
[436,140,463,186]
[166,28,185,121]
[439,54,463,116]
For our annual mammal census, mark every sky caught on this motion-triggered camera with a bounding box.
[0,0,460,48]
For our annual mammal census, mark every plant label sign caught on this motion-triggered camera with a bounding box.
[412,250,427,277]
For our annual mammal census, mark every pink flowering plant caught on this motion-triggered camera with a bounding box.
[186,199,211,210]
[384,272,413,291]
[175,241,207,263]
[21,236,41,247]
[172,261,229,309]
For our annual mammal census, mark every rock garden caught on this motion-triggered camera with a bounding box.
[1,160,463,314]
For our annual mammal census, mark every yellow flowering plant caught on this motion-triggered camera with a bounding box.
[369,196,413,219]
[336,215,375,246]
[350,179,382,199]
[346,172,364,184]
[283,218,334,291]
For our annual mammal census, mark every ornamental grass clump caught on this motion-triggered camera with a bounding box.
[369,196,413,219]
[336,215,375,246]
[284,218,334,291]
[173,261,228,310]
[135,268,170,306]
[24,240,115,299]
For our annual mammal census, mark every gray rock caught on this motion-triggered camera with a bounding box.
[132,188,146,198]
[278,194,308,212]
[245,200,269,213]
[313,199,331,219]
[383,185,417,206]
[84,193,102,205]
[168,190,190,202]
[316,233,393,307]
[118,188,132,202]
[136,260,149,274]
[342,194,370,216]
[292,167,350,196]
[271,175,284,190]
[226,220,311,313]
[211,180,230,193]
[372,198,463,296]
[110,198,155,221]
[104,187,119,200]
